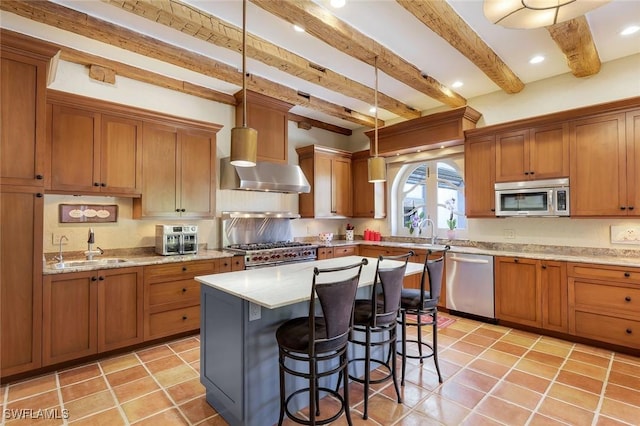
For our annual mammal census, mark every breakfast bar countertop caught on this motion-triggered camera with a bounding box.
[196,255,423,309]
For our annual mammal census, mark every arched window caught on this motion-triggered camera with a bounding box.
[394,155,466,239]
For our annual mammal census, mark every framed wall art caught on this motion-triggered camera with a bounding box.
[59,204,118,223]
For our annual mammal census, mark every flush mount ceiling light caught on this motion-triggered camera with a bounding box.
[483,0,611,29]
[230,0,257,167]
[368,56,386,183]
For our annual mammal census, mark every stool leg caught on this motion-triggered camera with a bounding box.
[401,310,407,386]
[342,351,353,426]
[390,325,402,404]
[314,360,320,417]
[417,313,424,363]
[363,327,371,420]
[309,358,317,426]
[278,351,285,426]
[433,311,443,383]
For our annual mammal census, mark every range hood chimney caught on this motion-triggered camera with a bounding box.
[220,157,311,194]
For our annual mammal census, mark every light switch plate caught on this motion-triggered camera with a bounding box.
[610,226,640,245]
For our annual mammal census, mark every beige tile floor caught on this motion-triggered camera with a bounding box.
[1,314,639,425]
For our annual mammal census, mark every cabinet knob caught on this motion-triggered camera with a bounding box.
[182,315,188,321]
[94,182,100,187]
[629,206,635,211]
[91,276,97,281]
[491,208,495,212]
[36,174,43,180]
[624,272,631,278]
[541,264,547,269]
[182,266,187,272]
[181,208,186,212]
[524,171,529,175]
[626,328,633,335]
[620,206,627,210]
[98,276,105,281]
[182,288,187,293]
[36,193,43,198]
[100,183,106,187]
[514,258,519,263]
[625,296,631,302]
[529,171,535,175]
[176,208,181,212]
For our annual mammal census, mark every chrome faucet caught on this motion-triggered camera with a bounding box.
[53,235,69,263]
[85,228,104,260]
[424,218,437,245]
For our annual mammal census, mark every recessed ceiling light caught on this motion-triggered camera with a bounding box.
[369,106,376,113]
[330,0,346,8]
[529,55,545,64]
[451,81,463,88]
[621,25,640,36]
[293,25,305,33]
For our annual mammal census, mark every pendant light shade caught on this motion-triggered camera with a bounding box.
[230,0,257,167]
[483,0,611,29]
[368,56,386,183]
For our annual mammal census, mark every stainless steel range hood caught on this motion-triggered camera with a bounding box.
[220,157,310,193]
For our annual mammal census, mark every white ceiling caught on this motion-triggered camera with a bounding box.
[8,0,640,129]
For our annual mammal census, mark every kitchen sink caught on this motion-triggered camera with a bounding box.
[53,258,129,269]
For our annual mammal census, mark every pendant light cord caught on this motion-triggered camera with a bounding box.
[374,56,379,158]
[242,0,248,128]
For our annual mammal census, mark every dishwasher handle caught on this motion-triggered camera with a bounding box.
[449,256,491,264]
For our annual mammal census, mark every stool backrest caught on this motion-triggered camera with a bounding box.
[371,251,413,327]
[419,249,448,306]
[310,258,368,355]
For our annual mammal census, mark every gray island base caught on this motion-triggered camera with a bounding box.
[197,256,423,426]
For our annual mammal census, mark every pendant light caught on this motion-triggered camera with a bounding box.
[368,56,386,183]
[483,0,611,29]
[230,0,257,167]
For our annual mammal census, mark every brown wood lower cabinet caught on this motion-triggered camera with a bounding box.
[495,257,567,332]
[317,245,357,260]
[143,259,218,340]
[568,262,640,349]
[42,266,143,366]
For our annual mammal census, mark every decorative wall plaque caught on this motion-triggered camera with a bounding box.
[59,204,118,223]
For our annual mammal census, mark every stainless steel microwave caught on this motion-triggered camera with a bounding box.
[495,178,569,217]
[155,224,198,255]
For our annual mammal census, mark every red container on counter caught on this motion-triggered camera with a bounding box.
[364,229,371,240]
[374,231,381,241]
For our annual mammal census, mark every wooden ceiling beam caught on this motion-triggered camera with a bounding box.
[0,0,379,127]
[102,0,419,121]
[251,0,467,108]
[396,0,524,94]
[288,113,352,135]
[547,16,601,78]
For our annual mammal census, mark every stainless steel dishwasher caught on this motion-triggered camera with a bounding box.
[446,252,495,321]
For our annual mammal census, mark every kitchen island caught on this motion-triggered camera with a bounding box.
[196,256,423,426]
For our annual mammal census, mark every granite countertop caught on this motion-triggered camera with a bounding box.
[196,255,424,309]
[43,249,235,275]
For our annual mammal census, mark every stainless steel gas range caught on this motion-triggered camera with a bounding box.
[221,211,317,269]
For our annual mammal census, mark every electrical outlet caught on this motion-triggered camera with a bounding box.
[503,229,516,239]
[52,234,68,245]
[249,302,261,321]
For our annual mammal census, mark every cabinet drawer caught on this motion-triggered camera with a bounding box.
[146,305,200,340]
[573,281,640,316]
[231,256,245,271]
[148,279,200,309]
[144,260,216,281]
[574,311,640,349]
[218,258,232,272]
[568,262,640,284]
[333,246,355,258]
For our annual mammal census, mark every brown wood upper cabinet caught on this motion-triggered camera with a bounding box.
[570,110,640,216]
[235,90,293,164]
[495,123,569,182]
[133,122,217,219]
[1,31,57,187]
[47,101,143,197]
[464,135,496,218]
[351,150,386,218]
[297,145,352,218]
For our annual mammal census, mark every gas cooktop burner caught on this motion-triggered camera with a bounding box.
[228,241,312,251]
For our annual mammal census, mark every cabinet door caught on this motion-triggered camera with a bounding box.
[495,129,528,182]
[332,157,352,217]
[98,267,143,352]
[298,154,315,218]
[179,129,215,218]
[529,123,569,180]
[352,153,386,218]
[495,257,541,327]
[626,109,640,216]
[0,52,47,187]
[465,135,495,217]
[100,115,142,195]
[0,188,43,377]
[43,271,98,366]
[135,122,179,218]
[49,105,101,193]
[314,154,333,217]
[540,261,568,333]
[570,113,627,216]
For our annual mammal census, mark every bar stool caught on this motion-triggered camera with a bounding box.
[348,251,412,420]
[276,258,367,426]
[397,249,448,385]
